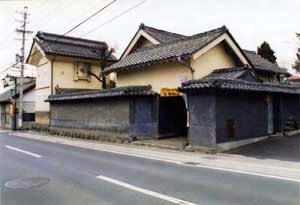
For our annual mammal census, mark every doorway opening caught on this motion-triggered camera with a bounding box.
[157,96,187,138]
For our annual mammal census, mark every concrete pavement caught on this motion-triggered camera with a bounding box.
[226,134,300,162]
[0,131,299,205]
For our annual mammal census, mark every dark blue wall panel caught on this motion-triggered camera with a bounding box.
[187,92,216,148]
[129,96,158,139]
[281,95,300,129]
[215,91,268,143]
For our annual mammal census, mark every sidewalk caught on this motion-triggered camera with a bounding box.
[5,130,300,182]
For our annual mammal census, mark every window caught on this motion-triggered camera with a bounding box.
[74,62,91,81]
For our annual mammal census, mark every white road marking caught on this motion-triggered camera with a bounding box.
[9,134,300,183]
[79,145,300,183]
[97,175,198,205]
[5,145,42,158]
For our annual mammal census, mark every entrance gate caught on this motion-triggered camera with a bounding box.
[158,96,187,138]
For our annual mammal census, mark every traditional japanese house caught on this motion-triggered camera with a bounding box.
[103,24,253,139]
[27,32,117,125]
[46,24,300,151]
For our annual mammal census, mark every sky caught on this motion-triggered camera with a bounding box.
[0,0,299,79]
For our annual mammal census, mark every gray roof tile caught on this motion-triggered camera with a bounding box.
[141,24,186,43]
[203,66,251,80]
[105,26,227,74]
[180,69,300,94]
[35,32,117,61]
[46,85,155,102]
[243,50,289,75]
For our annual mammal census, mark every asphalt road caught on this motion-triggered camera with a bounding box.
[226,135,300,162]
[0,132,299,205]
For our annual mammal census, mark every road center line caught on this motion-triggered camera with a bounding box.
[97,175,198,205]
[5,145,42,158]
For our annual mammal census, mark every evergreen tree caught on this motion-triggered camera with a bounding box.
[257,41,277,64]
[292,33,300,72]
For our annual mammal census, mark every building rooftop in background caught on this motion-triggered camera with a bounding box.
[28,31,117,61]
[243,50,289,75]
[201,66,259,81]
[180,67,297,94]
[0,80,36,103]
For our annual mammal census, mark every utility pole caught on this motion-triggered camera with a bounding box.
[16,6,32,129]
[6,75,17,131]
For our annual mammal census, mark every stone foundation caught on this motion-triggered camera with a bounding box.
[25,123,131,144]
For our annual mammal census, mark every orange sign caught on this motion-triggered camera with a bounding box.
[160,88,181,97]
[9,104,14,117]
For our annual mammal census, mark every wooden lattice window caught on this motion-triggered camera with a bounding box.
[74,62,91,81]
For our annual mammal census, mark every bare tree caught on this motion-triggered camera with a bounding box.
[89,45,115,89]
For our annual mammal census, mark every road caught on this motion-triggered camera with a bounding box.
[0,132,299,205]
[226,134,300,162]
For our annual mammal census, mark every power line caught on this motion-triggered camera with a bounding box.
[32,0,74,29]
[0,63,18,74]
[81,0,147,38]
[3,0,145,73]
[26,0,117,61]
[63,0,117,36]
[0,1,46,49]
[61,0,116,30]
[0,0,91,51]
[0,0,63,55]
[1,1,117,73]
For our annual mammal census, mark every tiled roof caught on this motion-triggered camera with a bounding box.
[0,81,36,103]
[46,85,156,102]
[34,31,117,61]
[105,26,227,74]
[202,66,255,81]
[180,75,300,94]
[243,50,289,75]
[55,87,99,94]
[141,24,186,43]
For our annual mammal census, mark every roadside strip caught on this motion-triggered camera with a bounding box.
[97,175,199,205]
[193,164,300,183]
[66,144,300,183]
[7,132,300,183]
[5,145,42,158]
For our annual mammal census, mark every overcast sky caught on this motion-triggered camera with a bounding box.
[0,0,299,77]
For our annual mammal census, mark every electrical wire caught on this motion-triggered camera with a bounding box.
[0,63,18,75]
[81,0,147,38]
[63,0,116,37]
[1,0,117,73]
[0,0,67,54]
[33,0,74,29]
[1,0,147,73]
